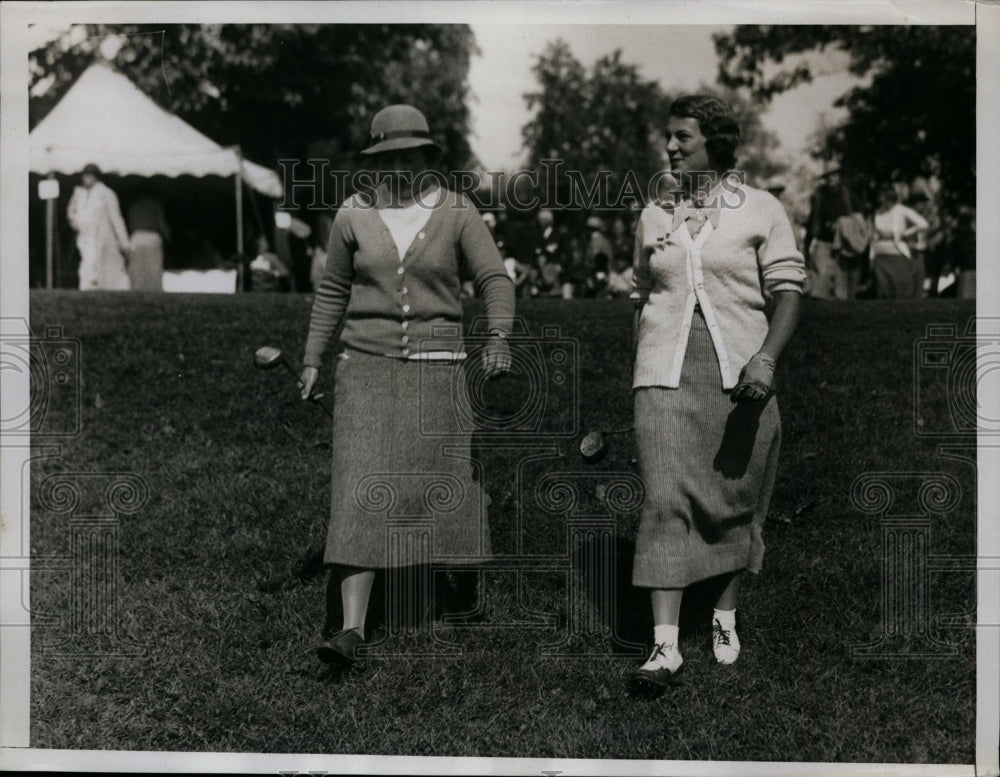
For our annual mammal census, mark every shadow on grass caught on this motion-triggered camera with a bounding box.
[571,532,741,652]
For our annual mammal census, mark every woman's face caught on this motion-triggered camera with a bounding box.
[665,116,712,178]
[375,147,431,201]
[81,172,97,189]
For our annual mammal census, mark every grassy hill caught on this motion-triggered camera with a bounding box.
[27,291,977,762]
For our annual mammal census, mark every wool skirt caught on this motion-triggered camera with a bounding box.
[325,348,491,568]
[632,312,781,588]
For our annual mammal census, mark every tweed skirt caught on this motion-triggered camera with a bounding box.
[632,312,781,588]
[325,348,491,568]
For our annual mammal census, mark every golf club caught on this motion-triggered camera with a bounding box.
[580,426,633,464]
[253,345,333,417]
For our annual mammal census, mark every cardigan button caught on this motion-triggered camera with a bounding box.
[402,347,410,356]
[402,304,411,313]
[401,287,408,295]
[401,320,409,331]
[418,231,425,239]
[402,335,409,345]
[397,266,405,275]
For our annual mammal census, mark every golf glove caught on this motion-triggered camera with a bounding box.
[732,352,775,402]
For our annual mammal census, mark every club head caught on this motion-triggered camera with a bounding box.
[253,346,284,371]
[580,430,609,464]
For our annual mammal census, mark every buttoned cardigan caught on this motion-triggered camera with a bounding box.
[304,188,514,367]
[632,183,806,390]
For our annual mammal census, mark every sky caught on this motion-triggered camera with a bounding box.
[466,24,861,172]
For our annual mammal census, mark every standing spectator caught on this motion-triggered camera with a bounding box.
[126,194,170,291]
[905,178,942,297]
[830,188,873,300]
[66,163,131,291]
[950,204,976,299]
[533,209,564,297]
[583,215,614,297]
[804,168,852,299]
[628,94,805,691]
[870,184,928,299]
[299,104,514,667]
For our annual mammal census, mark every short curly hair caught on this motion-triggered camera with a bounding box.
[668,94,741,171]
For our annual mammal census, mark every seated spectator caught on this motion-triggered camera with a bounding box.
[250,235,292,292]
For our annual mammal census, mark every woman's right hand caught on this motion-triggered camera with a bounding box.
[299,366,319,401]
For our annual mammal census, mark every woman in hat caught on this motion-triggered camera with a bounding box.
[66,163,131,290]
[299,105,515,666]
[628,95,806,691]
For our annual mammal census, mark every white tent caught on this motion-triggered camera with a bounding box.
[30,62,285,289]
[30,62,283,197]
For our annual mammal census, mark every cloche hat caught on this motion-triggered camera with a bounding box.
[361,104,442,156]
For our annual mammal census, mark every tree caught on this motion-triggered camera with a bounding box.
[520,40,790,219]
[713,25,975,212]
[30,24,480,182]
[521,40,666,215]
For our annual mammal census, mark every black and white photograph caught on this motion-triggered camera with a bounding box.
[1,1,997,774]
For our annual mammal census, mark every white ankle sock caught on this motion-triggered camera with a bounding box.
[641,625,683,673]
[653,624,679,647]
[713,608,736,629]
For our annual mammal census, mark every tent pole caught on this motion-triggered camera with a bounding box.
[235,145,244,292]
[45,173,55,290]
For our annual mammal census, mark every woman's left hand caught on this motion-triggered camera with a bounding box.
[482,337,512,378]
[732,352,776,402]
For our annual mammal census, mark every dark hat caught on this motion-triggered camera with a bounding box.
[361,104,442,156]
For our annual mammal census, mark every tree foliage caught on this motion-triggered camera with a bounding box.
[29,24,480,177]
[714,25,975,211]
[520,39,790,218]
[522,41,665,210]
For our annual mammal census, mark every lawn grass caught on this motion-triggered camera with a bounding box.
[27,291,977,762]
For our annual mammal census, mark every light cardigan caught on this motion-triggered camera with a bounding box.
[304,187,514,367]
[632,183,806,390]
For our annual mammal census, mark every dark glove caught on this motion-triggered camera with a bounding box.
[732,352,776,402]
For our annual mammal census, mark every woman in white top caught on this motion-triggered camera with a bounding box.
[628,95,806,693]
[871,184,928,299]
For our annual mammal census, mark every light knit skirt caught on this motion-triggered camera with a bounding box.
[325,349,491,568]
[632,312,781,588]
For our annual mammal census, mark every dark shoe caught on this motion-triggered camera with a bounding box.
[628,643,684,694]
[630,662,685,691]
[316,628,365,667]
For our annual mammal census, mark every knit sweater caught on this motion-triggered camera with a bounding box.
[304,187,514,366]
[632,183,806,390]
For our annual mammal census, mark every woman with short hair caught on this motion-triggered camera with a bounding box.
[629,94,806,691]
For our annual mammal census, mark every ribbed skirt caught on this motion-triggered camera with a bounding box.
[632,312,781,588]
[325,349,491,568]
